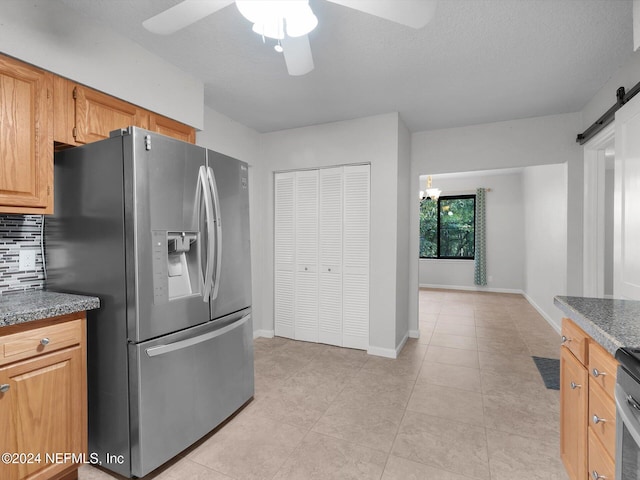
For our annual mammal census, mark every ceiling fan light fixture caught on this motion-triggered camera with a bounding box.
[236,0,317,40]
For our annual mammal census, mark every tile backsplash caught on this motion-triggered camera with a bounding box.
[0,214,45,294]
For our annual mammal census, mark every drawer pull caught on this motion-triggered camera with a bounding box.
[592,368,606,378]
[561,335,570,344]
[570,381,581,390]
[591,471,606,479]
[0,384,9,393]
[40,338,50,346]
[592,414,606,424]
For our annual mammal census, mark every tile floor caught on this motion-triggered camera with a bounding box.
[80,289,569,480]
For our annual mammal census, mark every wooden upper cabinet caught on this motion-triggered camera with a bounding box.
[149,113,196,144]
[74,84,147,144]
[53,78,196,146]
[0,55,53,214]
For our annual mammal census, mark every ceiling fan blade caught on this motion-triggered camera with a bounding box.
[281,35,314,76]
[325,0,436,29]
[142,0,234,35]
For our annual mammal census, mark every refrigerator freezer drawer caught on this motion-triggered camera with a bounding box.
[128,311,254,477]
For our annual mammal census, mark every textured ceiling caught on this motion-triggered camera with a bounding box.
[59,0,633,133]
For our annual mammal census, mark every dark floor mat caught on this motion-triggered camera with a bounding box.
[532,356,560,390]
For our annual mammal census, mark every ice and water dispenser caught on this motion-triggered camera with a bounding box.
[152,230,201,303]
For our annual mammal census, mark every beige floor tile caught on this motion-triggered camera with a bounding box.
[381,455,484,480]
[391,411,490,479]
[417,361,482,392]
[153,458,235,480]
[246,370,348,430]
[187,415,306,480]
[78,465,121,480]
[418,320,435,337]
[406,383,485,426]
[476,335,530,356]
[312,388,407,452]
[475,325,519,340]
[437,313,477,326]
[433,322,477,337]
[348,368,418,393]
[440,304,476,317]
[486,429,568,480]
[483,390,560,440]
[526,340,562,360]
[480,368,549,397]
[430,333,478,350]
[478,350,541,375]
[424,345,480,368]
[273,432,386,480]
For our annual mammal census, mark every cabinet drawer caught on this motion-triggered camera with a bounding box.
[561,318,589,365]
[0,319,83,366]
[589,380,616,459]
[588,429,615,480]
[589,341,618,399]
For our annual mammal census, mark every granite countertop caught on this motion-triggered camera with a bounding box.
[0,290,100,328]
[554,295,640,356]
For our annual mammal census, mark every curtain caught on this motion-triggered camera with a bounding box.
[474,188,487,286]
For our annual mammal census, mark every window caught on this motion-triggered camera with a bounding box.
[420,195,475,259]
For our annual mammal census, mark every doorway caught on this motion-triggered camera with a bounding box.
[583,123,615,298]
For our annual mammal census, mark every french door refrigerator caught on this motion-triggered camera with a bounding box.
[45,127,254,478]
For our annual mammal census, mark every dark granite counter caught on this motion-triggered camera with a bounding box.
[0,290,100,327]
[554,295,640,356]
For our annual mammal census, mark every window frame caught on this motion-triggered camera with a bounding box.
[420,194,476,260]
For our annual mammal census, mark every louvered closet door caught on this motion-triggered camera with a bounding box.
[342,165,370,350]
[274,172,296,338]
[294,170,319,342]
[319,167,343,346]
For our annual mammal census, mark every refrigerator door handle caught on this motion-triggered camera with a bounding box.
[198,166,215,301]
[144,313,250,357]
[207,166,223,301]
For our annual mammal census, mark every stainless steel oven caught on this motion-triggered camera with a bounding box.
[615,348,640,480]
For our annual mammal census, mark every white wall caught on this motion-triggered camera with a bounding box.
[396,118,412,346]
[0,0,204,129]
[258,113,404,355]
[418,170,525,292]
[523,163,568,331]
[412,113,582,174]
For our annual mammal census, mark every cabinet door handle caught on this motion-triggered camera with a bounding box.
[40,338,50,346]
[570,381,581,390]
[561,335,571,344]
[0,384,9,393]
[592,368,606,378]
[592,414,606,424]
[591,470,606,479]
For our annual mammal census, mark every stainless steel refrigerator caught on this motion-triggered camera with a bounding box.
[45,127,254,478]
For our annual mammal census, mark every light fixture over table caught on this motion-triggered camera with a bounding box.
[419,175,441,201]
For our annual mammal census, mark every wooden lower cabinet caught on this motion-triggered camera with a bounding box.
[0,314,87,480]
[560,317,618,480]
[560,344,588,480]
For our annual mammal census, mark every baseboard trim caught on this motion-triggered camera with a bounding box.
[367,331,409,359]
[409,329,420,339]
[419,283,524,295]
[253,329,275,339]
[522,293,561,334]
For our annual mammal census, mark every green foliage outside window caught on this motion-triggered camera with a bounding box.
[419,195,475,259]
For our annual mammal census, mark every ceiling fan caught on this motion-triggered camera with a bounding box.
[143,0,436,76]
